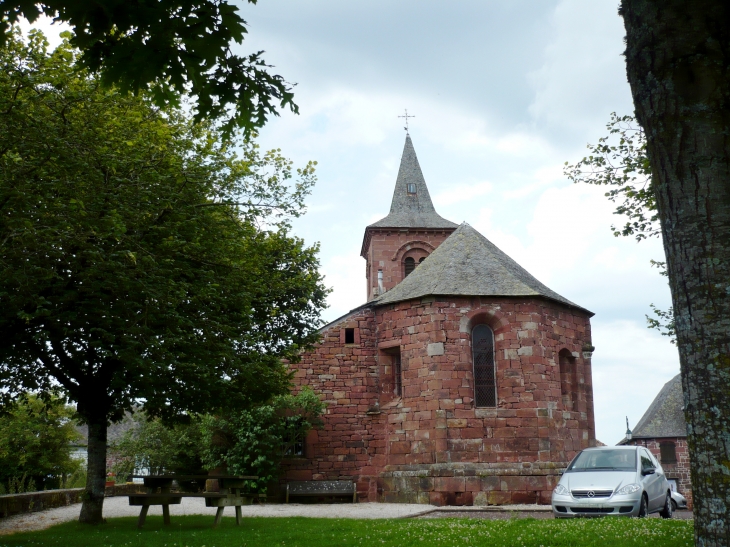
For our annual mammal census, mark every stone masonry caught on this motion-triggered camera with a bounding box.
[282,135,596,505]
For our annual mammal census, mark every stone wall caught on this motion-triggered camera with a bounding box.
[283,306,386,501]
[0,489,84,518]
[284,295,596,505]
[362,228,454,301]
[374,296,594,505]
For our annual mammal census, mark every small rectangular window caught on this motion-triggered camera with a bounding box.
[660,441,677,464]
[407,183,416,194]
[282,420,304,457]
[345,328,355,344]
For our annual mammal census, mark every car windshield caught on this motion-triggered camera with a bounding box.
[566,449,637,472]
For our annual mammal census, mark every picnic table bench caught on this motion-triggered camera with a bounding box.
[285,480,357,503]
[128,474,259,528]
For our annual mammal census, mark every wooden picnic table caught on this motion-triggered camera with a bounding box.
[128,474,258,528]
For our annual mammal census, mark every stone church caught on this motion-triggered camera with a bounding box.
[283,135,597,505]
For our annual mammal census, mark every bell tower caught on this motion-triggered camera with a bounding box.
[361,135,457,301]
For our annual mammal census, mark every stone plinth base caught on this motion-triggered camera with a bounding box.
[380,462,566,506]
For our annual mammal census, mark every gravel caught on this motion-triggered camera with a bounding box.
[0,498,434,535]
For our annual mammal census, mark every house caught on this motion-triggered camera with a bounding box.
[283,135,597,505]
[620,374,692,508]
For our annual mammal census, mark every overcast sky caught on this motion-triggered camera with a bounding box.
[28,0,679,446]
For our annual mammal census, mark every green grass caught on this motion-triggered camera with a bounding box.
[0,516,693,547]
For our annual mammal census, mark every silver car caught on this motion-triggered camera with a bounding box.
[551,446,672,518]
[670,490,688,511]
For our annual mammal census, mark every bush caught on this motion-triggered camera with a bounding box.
[0,395,82,491]
[110,388,324,491]
[111,414,206,480]
[201,387,325,491]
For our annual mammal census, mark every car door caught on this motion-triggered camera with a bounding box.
[648,449,668,509]
[639,448,661,510]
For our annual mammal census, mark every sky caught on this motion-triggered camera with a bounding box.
[25,0,680,446]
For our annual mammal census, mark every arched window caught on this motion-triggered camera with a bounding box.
[404,257,416,276]
[472,324,496,407]
[418,257,426,264]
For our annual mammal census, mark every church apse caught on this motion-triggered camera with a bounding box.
[283,134,596,506]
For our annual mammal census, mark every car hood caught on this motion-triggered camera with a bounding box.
[561,471,638,491]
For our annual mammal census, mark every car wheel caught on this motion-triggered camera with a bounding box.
[660,493,673,519]
[671,499,678,512]
[638,494,648,518]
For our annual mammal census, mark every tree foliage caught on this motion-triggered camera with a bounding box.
[110,387,324,492]
[201,387,325,491]
[0,29,327,522]
[564,113,675,342]
[110,414,205,479]
[0,394,82,492]
[0,0,297,135]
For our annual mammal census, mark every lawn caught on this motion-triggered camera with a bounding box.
[0,516,693,547]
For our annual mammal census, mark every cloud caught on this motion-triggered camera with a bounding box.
[319,251,368,323]
[433,181,493,206]
[16,15,70,50]
[591,320,679,445]
[528,0,634,143]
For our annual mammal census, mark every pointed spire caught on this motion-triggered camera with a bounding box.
[368,135,457,229]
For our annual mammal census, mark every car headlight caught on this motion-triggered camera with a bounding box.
[616,483,641,495]
[554,484,569,496]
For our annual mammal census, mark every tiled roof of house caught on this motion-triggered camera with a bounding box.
[374,222,591,314]
[632,374,687,438]
[367,135,458,230]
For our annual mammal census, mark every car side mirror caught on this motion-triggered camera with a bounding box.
[642,468,656,476]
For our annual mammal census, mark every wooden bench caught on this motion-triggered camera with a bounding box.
[128,475,258,528]
[285,480,357,503]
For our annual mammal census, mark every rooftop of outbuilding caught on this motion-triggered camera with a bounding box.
[630,374,686,439]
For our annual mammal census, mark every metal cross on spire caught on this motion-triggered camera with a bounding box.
[398,109,415,133]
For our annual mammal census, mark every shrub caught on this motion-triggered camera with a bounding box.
[0,395,82,491]
[201,387,325,491]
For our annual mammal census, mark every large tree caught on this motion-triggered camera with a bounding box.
[620,1,730,544]
[0,29,327,524]
[0,0,297,135]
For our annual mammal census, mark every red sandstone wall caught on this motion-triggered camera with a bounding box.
[284,295,595,505]
[375,296,594,467]
[284,307,387,501]
[362,228,454,301]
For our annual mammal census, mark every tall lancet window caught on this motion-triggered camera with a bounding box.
[472,324,496,407]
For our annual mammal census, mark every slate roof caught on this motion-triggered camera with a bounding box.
[374,222,591,314]
[631,374,687,438]
[367,135,458,230]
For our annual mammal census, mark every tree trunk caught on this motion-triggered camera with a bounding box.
[621,1,730,545]
[78,416,108,524]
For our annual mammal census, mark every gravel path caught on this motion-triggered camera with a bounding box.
[0,498,434,535]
